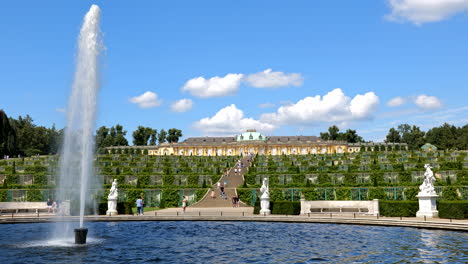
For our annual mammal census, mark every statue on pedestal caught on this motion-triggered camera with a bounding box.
[259,177,271,215]
[107,179,118,216]
[416,164,438,218]
[419,164,436,195]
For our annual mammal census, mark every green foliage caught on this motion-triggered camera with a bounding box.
[167,128,183,143]
[270,189,284,201]
[379,201,418,217]
[195,188,208,201]
[97,202,133,215]
[26,189,43,201]
[132,126,156,146]
[33,174,47,185]
[335,188,351,200]
[302,188,317,200]
[403,187,418,201]
[161,189,179,208]
[438,201,468,219]
[0,190,6,201]
[441,187,460,200]
[237,188,254,205]
[163,175,175,186]
[187,175,198,186]
[271,201,301,215]
[368,188,386,200]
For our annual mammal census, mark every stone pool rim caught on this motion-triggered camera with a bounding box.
[1,214,467,232]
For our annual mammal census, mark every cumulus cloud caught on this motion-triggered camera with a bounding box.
[181,73,243,98]
[129,91,162,108]
[258,102,276,108]
[414,94,442,109]
[244,69,304,88]
[260,88,379,125]
[386,0,468,25]
[387,96,406,107]
[192,104,276,135]
[171,98,193,112]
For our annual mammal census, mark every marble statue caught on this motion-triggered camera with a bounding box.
[419,164,436,195]
[259,177,271,215]
[107,179,118,216]
[416,164,439,218]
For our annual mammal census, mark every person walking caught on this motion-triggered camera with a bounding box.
[210,189,216,199]
[182,196,188,213]
[136,197,143,215]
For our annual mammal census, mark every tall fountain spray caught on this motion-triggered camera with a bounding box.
[56,4,103,243]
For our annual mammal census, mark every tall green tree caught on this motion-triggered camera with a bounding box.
[0,110,17,156]
[158,129,167,144]
[167,128,182,143]
[320,126,363,143]
[132,126,156,146]
[385,128,401,143]
[113,124,128,146]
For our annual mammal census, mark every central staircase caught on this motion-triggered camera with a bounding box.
[191,155,253,208]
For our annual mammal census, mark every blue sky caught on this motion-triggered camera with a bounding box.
[1,0,467,143]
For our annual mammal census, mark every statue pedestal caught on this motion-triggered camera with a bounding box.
[259,196,270,215]
[107,197,118,216]
[416,193,438,218]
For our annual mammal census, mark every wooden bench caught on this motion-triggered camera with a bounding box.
[0,202,50,214]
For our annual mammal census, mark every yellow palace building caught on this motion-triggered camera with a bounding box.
[110,129,408,156]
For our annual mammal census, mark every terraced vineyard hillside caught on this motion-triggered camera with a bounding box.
[238,150,467,205]
[0,150,466,209]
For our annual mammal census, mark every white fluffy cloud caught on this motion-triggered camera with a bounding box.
[386,0,468,24]
[193,104,276,134]
[414,94,442,109]
[387,96,406,107]
[244,69,304,88]
[171,98,193,112]
[181,73,243,98]
[129,91,162,108]
[260,88,379,125]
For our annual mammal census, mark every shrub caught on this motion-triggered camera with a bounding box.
[441,187,460,200]
[368,188,386,200]
[403,187,418,201]
[237,188,254,206]
[271,201,301,215]
[97,202,133,215]
[380,201,418,217]
[302,188,317,200]
[26,189,43,201]
[195,188,208,201]
[161,189,179,208]
[270,189,284,202]
[438,201,468,219]
[335,188,351,200]
[0,190,6,202]
[33,174,47,185]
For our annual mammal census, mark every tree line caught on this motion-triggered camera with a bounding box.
[0,110,183,157]
[385,123,467,150]
[321,123,467,150]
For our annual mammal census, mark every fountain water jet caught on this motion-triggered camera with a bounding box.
[55,4,103,244]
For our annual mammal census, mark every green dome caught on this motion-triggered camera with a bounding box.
[236,130,266,141]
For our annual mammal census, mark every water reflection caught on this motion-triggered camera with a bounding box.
[0,222,466,263]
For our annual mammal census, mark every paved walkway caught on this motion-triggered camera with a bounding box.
[1,209,467,232]
[191,155,253,208]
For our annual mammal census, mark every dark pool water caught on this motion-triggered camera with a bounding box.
[0,221,466,263]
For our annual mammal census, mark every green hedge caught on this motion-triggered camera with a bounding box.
[160,189,179,208]
[438,201,468,219]
[237,188,254,205]
[271,201,301,215]
[26,189,43,201]
[379,201,418,217]
[254,201,301,215]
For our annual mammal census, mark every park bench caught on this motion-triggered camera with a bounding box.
[0,202,50,214]
[301,200,379,216]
